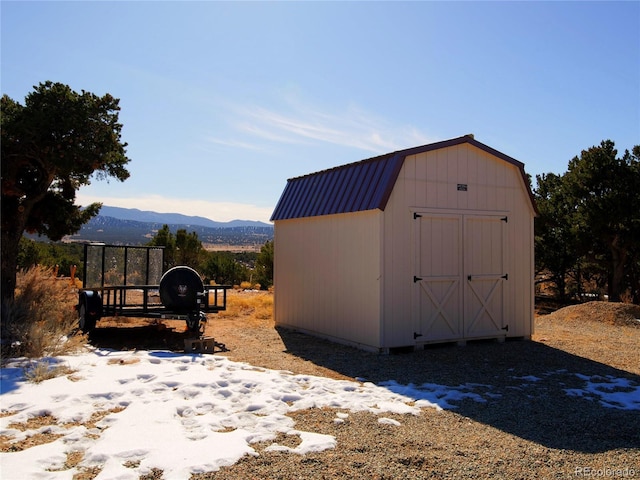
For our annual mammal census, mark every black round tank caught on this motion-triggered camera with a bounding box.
[159,266,204,313]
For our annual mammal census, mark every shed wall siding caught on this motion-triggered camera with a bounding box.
[382,144,534,348]
[274,210,382,349]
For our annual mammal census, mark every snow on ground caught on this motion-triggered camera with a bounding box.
[1,348,639,479]
[565,373,640,410]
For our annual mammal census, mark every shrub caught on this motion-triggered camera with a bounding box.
[23,359,75,383]
[1,265,83,359]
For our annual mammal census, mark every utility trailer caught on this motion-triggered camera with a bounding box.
[77,243,230,334]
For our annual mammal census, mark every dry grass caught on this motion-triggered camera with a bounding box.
[23,360,75,384]
[0,407,125,480]
[1,265,86,360]
[216,290,274,325]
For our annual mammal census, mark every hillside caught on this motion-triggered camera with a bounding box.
[98,206,270,229]
[60,215,273,248]
[22,206,273,250]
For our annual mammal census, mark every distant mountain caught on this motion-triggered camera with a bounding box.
[98,206,271,229]
[20,206,273,248]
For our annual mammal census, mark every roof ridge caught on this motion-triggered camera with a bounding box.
[287,134,493,181]
[271,135,536,221]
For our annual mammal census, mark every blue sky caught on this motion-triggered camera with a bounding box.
[2,1,638,223]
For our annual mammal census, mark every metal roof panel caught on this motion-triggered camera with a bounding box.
[270,135,537,221]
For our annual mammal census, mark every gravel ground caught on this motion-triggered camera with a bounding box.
[183,293,640,480]
[82,293,640,479]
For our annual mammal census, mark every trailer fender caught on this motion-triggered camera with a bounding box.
[78,290,102,333]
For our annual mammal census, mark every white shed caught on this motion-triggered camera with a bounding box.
[271,135,537,352]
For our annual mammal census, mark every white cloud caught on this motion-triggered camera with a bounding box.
[202,137,265,151]
[76,193,274,224]
[217,94,437,154]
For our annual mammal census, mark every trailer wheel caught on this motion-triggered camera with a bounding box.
[78,291,102,333]
[159,266,204,313]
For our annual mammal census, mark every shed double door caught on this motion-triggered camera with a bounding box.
[413,212,508,343]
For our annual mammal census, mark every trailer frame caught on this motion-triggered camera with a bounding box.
[77,243,230,334]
